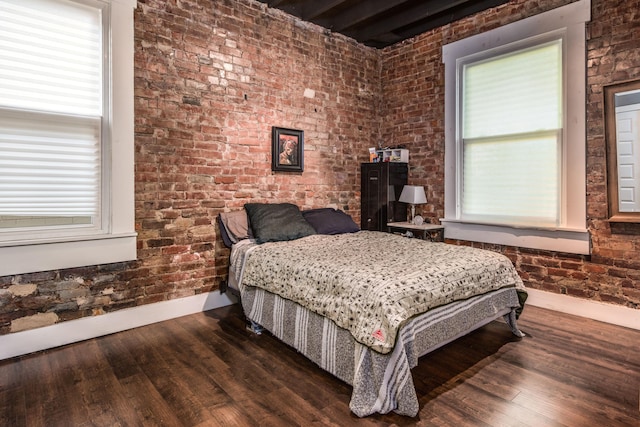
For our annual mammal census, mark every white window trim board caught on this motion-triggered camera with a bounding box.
[2,288,638,361]
[0,290,237,361]
[442,0,591,255]
[0,0,138,276]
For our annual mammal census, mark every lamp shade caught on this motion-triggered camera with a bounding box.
[398,185,427,205]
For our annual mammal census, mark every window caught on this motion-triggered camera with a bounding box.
[442,0,591,254]
[1,0,102,235]
[0,0,137,276]
[462,39,563,227]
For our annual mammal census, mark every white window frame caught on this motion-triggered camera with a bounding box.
[442,0,590,255]
[0,0,137,276]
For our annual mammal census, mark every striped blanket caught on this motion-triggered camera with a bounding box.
[231,233,525,416]
[240,284,522,416]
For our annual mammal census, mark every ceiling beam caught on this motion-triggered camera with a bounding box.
[402,0,510,38]
[346,0,469,42]
[315,0,411,32]
[268,0,292,7]
[301,0,349,21]
[256,0,513,49]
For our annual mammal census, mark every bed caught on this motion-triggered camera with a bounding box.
[219,203,526,417]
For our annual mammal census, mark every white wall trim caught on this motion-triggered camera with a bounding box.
[3,288,637,361]
[0,290,237,361]
[0,0,138,276]
[0,234,137,276]
[441,221,590,255]
[441,0,591,254]
[526,288,640,331]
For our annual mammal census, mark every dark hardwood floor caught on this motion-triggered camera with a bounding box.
[1,303,639,426]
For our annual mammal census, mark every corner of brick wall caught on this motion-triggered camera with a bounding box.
[380,0,640,310]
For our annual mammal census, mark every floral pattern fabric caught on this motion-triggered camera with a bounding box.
[240,231,524,354]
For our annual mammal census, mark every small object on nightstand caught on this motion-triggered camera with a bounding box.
[413,215,424,225]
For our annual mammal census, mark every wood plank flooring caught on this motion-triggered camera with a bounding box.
[1,303,639,426]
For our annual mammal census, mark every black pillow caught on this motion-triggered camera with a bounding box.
[244,203,316,243]
[302,208,360,235]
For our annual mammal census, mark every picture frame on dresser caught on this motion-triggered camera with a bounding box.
[272,126,304,172]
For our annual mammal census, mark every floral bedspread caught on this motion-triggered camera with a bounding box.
[239,231,524,354]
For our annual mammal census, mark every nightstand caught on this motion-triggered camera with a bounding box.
[387,221,445,242]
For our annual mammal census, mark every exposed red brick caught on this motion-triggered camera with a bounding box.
[383,0,640,311]
[1,0,638,337]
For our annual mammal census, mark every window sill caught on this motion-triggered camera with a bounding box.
[0,233,137,276]
[440,219,590,254]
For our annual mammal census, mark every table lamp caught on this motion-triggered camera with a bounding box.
[398,185,427,224]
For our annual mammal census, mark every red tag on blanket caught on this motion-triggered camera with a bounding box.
[372,328,385,342]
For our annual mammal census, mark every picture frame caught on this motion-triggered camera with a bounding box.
[272,126,304,172]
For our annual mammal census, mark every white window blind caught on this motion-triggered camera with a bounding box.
[460,39,563,227]
[442,0,589,254]
[0,0,102,223]
[0,111,100,216]
[0,0,136,276]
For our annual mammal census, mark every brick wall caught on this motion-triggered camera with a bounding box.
[381,0,640,309]
[0,0,380,335]
[1,0,638,337]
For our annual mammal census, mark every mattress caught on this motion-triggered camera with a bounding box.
[227,233,525,416]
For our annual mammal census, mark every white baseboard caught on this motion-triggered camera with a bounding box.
[526,288,640,331]
[0,290,237,361]
[2,289,637,361]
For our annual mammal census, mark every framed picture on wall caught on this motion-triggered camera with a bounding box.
[272,126,304,172]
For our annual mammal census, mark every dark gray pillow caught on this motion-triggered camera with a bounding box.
[244,203,316,243]
[302,208,360,235]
